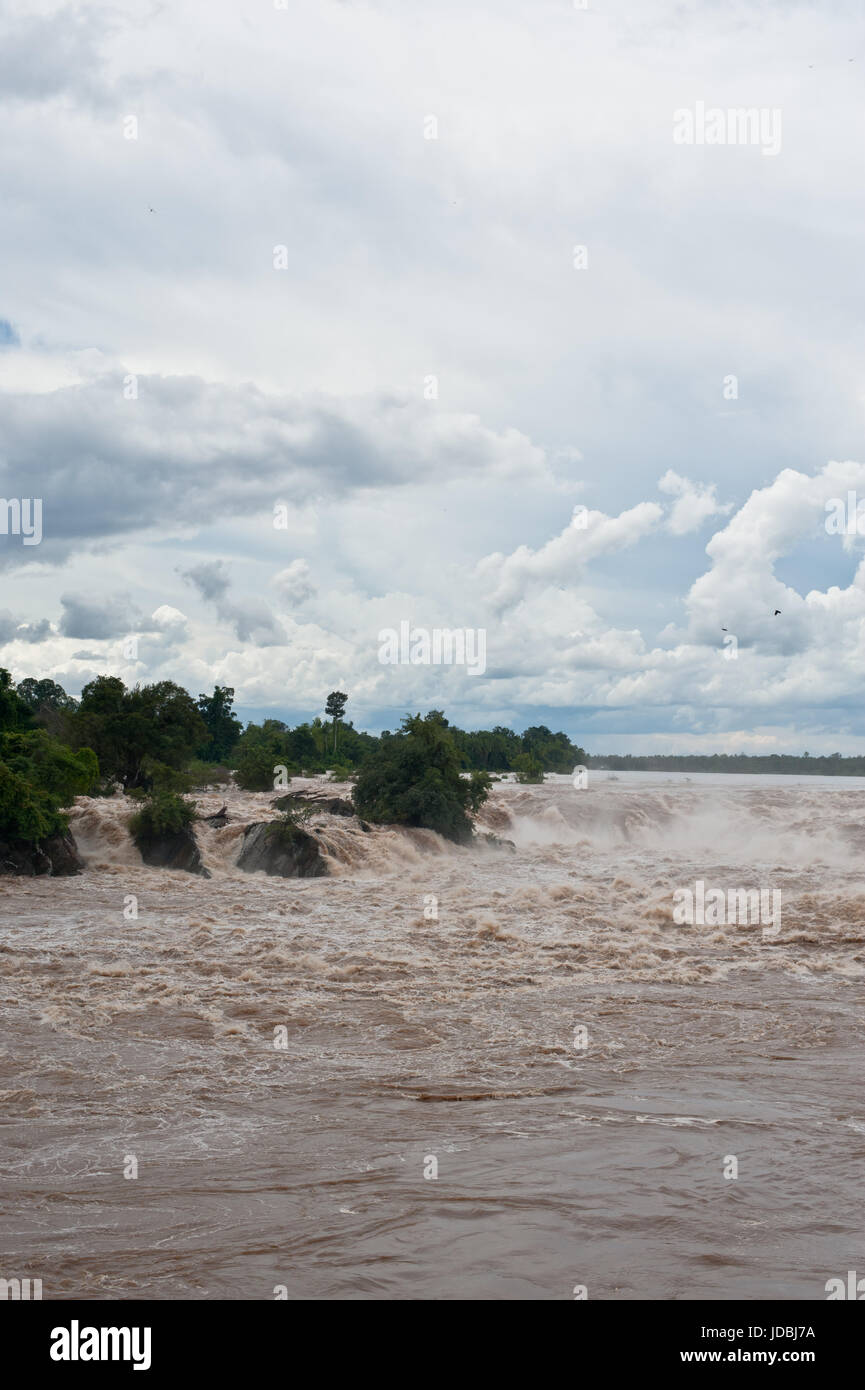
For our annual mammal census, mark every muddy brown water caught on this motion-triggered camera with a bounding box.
[1,773,863,1299]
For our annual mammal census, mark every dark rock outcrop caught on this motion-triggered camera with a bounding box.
[0,831,83,877]
[479,832,517,852]
[237,821,328,878]
[134,826,210,877]
[271,792,356,818]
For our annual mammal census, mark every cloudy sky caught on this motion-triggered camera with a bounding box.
[1,0,864,752]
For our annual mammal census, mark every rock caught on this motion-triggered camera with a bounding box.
[479,832,517,852]
[134,826,210,877]
[237,821,328,878]
[0,831,83,877]
[271,793,356,818]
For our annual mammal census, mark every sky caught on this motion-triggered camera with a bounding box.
[1,0,865,753]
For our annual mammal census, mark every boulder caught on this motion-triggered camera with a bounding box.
[0,831,83,877]
[237,821,328,878]
[134,826,210,877]
[479,832,517,852]
[271,792,356,818]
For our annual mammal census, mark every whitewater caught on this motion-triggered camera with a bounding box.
[1,771,863,1300]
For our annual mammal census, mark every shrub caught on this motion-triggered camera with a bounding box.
[513,753,544,784]
[0,730,99,844]
[186,761,231,789]
[139,757,194,794]
[352,712,490,843]
[129,790,196,839]
[468,769,494,808]
[234,743,290,791]
[0,730,99,803]
[268,803,314,844]
[73,677,206,790]
[326,763,355,782]
[0,762,68,842]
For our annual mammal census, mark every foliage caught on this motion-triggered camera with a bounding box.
[186,760,232,788]
[352,710,490,843]
[268,802,314,844]
[468,769,494,808]
[587,752,865,776]
[0,668,32,732]
[326,763,355,781]
[452,721,585,774]
[15,677,78,715]
[324,690,348,755]
[129,789,196,839]
[0,762,68,842]
[196,686,243,763]
[0,668,607,854]
[520,725,583,773]
[232,721,298,790]
[513,752,545,784]
[0,700,99,843]
[0,730,99,804]
[138,758,194,794]
[73,677,206,790]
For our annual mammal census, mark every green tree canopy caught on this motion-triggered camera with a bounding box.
[0,668,32,732]
[352,711,490,843]
[73,677,205,790]
[196,685,243,762]
[324,691,348,755]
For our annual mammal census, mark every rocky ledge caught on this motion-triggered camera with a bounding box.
[237,821,328,877]
[0,831,83,877]
[271,792,356,818]
[134,825,210,877]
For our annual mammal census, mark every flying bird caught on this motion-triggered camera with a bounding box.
[721,626,728,632]
[774,609,781,616]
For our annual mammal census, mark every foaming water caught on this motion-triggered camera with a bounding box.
[0,774,862,1299]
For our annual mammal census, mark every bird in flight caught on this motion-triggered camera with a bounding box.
[774,609,781,616]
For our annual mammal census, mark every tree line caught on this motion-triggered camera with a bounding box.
[0,669,586,847]
[588,752,865,776]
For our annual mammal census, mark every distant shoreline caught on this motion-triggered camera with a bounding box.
[586,755,865,776]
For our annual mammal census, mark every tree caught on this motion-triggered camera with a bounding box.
[0,729,98,805]
[73,677,205,790]
[0,668,32,732]
[196,686,242,762]
[513,751,544,784]
[0,730,99,844]
[352,711,490,843]
[232,721,294,791]
[16,678,78,714]
[286,723,318,769]
[325,691,348,756]
[520,725,585,773]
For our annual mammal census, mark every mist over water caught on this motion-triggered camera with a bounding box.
[1,772,863,1300]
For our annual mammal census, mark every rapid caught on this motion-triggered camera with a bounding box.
[1,771,863,1300]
